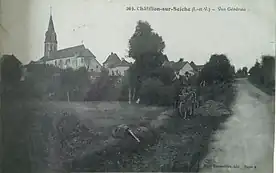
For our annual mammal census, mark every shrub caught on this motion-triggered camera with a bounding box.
[150,66,175,85]
[139,78,163,105]
[139,78,176,106]
[198,54,235,85]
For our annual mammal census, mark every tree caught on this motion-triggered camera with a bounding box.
[242,67,248,76]
[85,69,110,101]
[139,78,164,105]
[0,54,22,86]
[128,20,165,60]
[127,20,167,101]
[248,56,275,94]
[150,66,175,85]
[248,60,262,84]
[261,55,275,85]
[236,67,248,78]
[198,54,235,85]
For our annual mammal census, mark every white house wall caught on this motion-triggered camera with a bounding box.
[88,58,101,72]
[45,56,102,72]
[108,66,129,76]
[179,63,195,76]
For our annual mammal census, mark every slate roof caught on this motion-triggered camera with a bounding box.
[163,60,203,72]
[163,60,188,71]
[39,44,99,64]
[163,60,174,67]
[0,54,23,81]
[172,61,189,71]
[103,52,121,68]
[103,53,131,68]
[116,59,131,67]
[190,61,197,70]
[0,54,22,65]
[190,61,204,71]
[45,15,57,43]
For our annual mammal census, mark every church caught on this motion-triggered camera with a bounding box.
[36,14,102,72]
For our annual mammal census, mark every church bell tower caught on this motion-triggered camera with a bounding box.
[44,8,57,58]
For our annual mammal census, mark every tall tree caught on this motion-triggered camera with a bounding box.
[127,20,167,100]
[249,60,262,83]
[242,67,248,76]
[261,55,275,85]
[128,20,165,60]
[198,54,235,85]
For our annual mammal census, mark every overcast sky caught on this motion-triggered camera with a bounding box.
[1,0,275,69]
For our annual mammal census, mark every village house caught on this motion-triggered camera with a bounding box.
[35,14,102,73]
[163,59,203,77]
[103,52,131,76]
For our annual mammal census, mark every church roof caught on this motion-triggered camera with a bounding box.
[39,44,99,63]
[48,15,55,32]
[45,15,57,43]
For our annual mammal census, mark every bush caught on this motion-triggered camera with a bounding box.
[85,70,122,101]
[150,66,175,85]
[119,75,131,101]
[157,85,175,106]
[139,78,175,106]
[139,78,163,105]
[24,64,92,101]
[198,54,235,85]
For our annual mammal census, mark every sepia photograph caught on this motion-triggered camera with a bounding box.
[0,0,275,172]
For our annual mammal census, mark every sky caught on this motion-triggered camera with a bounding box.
[1,0,275,69]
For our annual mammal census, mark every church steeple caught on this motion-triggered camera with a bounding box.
[44,8,57,58]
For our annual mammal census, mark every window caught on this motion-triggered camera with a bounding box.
[81,58,84,63]
[96,65,99,68]
[65,59,70,65]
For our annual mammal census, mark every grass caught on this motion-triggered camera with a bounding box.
[0,99,166,172]
[70,83,237,172]
[1,82,237,172]
[248,77,275,96]
[34,101,166,171]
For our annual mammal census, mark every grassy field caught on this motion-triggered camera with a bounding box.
[31,101,167,172]
[0,100,167,173]
[247,77,275,96]
[44,101,166,133]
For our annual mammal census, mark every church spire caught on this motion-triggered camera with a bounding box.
[44,7,58,57]
[47,6,55,32]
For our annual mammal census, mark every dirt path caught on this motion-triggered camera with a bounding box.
[199,79,274,173]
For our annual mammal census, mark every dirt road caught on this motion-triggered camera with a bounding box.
[199,79,274,173]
